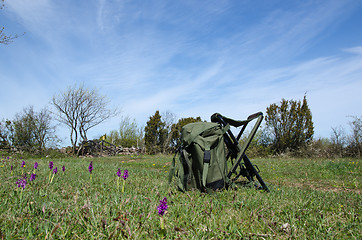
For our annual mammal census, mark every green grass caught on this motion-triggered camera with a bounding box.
[0,155,360,239]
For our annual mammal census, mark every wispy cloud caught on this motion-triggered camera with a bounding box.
[1,0,361,144]
[6,0,53,30]
[254,1,351,59]
[344,46,362,55]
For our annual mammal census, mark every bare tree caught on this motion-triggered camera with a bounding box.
[105,115,143,148]
[34,107,59,149]
[330,126,346,157]
[51,84,118,154]
[1,0,25,45]
[161,110,177,153]
[348,116,362,157]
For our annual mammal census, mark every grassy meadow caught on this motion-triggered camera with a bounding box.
[0,154,360,239]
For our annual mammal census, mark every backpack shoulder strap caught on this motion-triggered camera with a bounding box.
[168,150,178,184]
[168,148,191,192]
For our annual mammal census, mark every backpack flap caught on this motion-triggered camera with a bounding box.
[192,128,228,191]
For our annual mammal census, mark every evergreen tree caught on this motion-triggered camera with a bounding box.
[265,95,314,154]
[144,111,166,154]
[169,117,202,151]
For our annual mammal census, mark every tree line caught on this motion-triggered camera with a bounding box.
[141,95,361,158]
[1,84,361,158]
[0,84,118,155]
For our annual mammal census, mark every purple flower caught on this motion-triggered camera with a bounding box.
[62,166,65,172]
[88,161,93,174]
[53,167,58,174]
[29,173,36,182]
[49,161,54,170]
[11,165,13,171]
[34,162,38,170]
[21,160,25,168]
[157,197,168,216]
[16,176,27,189]
[117,168,122,177]
[122,169,128,180]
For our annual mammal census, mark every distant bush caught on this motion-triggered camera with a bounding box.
[265,95,314,154]
[241,116,362,159]
[0,106,58,153]
[106,116,144,149]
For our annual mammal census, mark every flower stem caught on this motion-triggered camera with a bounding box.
[122,179,125,192]
[50,173,55,183]
[160,216,165,230]
[19,189,23,204]
[159,217,166,237]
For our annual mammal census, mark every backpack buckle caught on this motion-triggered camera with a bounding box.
[204,150,211,163]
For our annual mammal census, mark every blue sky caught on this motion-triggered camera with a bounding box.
[1,0,362,146]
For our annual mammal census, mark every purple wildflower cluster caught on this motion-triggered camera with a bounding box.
[117,168,122,177]
[21,161,25,168]
[157,197,168,216]
[89,161,93,174]
[122,169,129,180]
[16,176,27,189]
[29,173,36,182]
[116,169,128,180]
[49,161,58,183]
[34,162,38,170]
[62,166,65,172]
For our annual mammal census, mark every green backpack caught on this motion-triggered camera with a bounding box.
[169,121,230,192]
